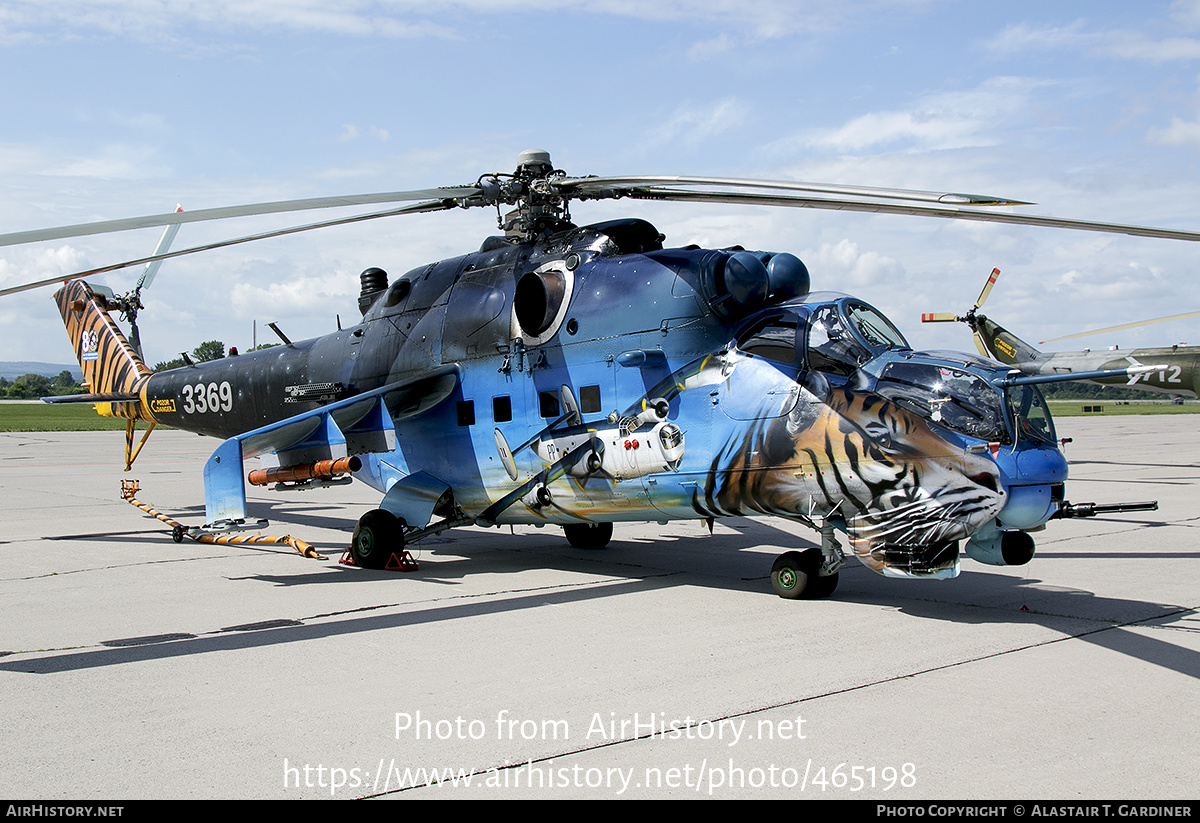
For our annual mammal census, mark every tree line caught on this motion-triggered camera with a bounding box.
[1,340,246,399]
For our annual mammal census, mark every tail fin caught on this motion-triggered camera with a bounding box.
[973,314,1047,368]
[53,280,153,419]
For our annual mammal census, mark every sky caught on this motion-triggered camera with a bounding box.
[1,0,1199,369]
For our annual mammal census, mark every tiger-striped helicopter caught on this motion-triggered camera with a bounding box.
[1,150,1192,599]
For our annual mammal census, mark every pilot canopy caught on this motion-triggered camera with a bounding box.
[735,293,910,377]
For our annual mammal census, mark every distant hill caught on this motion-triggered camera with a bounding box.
[0,362,83,381]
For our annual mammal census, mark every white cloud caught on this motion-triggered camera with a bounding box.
[794,77,1046,153]
[645,98,754,150]
[687,33,734,60]
[0,141,170,182]
[1173,0,1200,29]
[0,0,947,47]
[0,245,89,290]
[984,21,1096,55]
[1148,116,1200,146]
[0,0,458,45]
[985,14,1200,64]
[228,271,355,318]
[46,146,171,181]
[803,238,904,291]
[1097,33,1200,63]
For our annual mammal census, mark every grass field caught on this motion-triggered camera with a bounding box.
[1047,401,1200,416]
[0,402,137,431]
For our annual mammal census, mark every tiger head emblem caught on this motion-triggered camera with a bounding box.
[714,370,1006,577]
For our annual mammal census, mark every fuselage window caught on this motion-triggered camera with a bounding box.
[845,301,908,349]
[1007,385,1056,445]
[876,363,1007,442]
[807,305,869,377]
[580,385,602,414]
[493,395,512,423]
[539,391,560,418]
[456,400,475,427]
[738,317,799,364]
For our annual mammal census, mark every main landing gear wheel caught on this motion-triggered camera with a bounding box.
[563,522,613,550]
[771,549,839,600]
[351,509,406,569]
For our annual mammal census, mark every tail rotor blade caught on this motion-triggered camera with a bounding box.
[972,331,992,359]
[974,268,1001,311]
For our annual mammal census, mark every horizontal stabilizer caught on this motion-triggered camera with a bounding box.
[42,392,141,404]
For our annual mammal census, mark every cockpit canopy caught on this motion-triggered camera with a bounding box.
[874,361,1007,442]
[735,293,1057,446]
[736,292,909,375]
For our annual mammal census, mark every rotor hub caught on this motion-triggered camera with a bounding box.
[490,150,574,241]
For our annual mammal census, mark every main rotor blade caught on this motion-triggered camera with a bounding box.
[0,199,457,297]
[615,188,1200,242]
[0,186,480,249]
[135,205,184,293]
[553,175,1031,207]
[1039,310,1200,344]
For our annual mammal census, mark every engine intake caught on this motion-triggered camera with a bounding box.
[699,251,809,320]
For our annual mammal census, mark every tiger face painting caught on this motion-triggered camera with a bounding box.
[696,370,1006,578]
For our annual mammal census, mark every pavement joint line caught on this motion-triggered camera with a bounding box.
[371,605,1196,798]
[389,602,1199,795]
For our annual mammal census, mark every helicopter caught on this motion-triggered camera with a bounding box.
[2,149,1193,599]
[924,268,1200,397]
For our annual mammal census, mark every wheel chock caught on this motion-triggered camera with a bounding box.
[386,550,419,572]
[339,548,419,571]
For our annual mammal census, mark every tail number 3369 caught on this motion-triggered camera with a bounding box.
[182,381,234,414]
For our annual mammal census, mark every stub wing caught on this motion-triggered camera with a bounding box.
[202,369,459,526]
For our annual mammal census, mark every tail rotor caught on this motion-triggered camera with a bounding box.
[922,267,1002,357]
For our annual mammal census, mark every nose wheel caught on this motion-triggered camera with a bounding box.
[771,549,839,599]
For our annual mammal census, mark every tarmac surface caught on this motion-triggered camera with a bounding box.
[1,417,1197,800]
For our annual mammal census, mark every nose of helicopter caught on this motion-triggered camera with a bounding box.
[993,443,1068,529]
[843,445,1008,578]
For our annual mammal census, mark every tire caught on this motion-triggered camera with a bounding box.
[771,549,838,600]
[564,521,613,550]
[805,568,839,598]
[351,509,404,569]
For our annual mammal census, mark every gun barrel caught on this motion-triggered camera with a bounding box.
[1054,500,1158,519]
